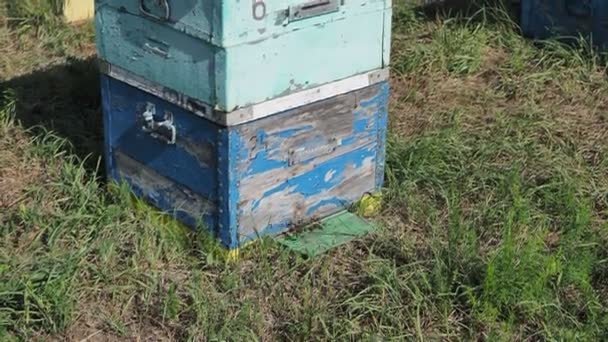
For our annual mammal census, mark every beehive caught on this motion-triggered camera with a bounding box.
[101,71,390,249]
[95,0,392,112]
[96,0,393,249]
[521,0,608,48]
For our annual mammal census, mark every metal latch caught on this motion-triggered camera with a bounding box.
[140,0,171,21]
[141,103,177,145]
[288,0,341,22]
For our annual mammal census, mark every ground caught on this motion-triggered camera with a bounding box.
[1,1,608,341]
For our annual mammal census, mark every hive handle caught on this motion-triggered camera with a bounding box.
[140,0,171,21]
[288,0,341,22]
[140,103,177,145]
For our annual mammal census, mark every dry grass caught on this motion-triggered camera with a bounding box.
[0,131,41,209]
[1,1,608,340]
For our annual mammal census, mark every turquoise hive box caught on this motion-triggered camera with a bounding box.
[95,0,392,112]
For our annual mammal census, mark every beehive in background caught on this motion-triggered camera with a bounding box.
[64,0,94,23]
[521,0,608,49]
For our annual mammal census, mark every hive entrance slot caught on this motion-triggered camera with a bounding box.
[301,0,332,11]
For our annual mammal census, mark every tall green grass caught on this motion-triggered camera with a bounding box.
[0,0,607,340]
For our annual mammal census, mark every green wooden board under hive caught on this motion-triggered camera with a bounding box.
[278,211,376,257]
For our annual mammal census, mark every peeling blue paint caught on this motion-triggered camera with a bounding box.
[353,117,371,134]
[304,153,370,195]
[104,76,220,198]
[248,146,375,208]
[119,172,217,231]
[246,150,288,176]
[239,221,293,246]
[216,129,232,247]
[226,129,242,249]
[104,75,390,249]
[306,197,349,216]
[273,125,315,138]
[375,83,390,190]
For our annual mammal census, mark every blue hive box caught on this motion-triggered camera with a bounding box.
[521,0,608,48]
[95,0,392,112]
[101,72,390,249]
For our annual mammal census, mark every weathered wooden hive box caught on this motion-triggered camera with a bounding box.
[521,0,608,48]
[97,0,393,249]
[95,0,392,112]
[101,74,390,249]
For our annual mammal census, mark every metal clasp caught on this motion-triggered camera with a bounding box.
[140,0,171,21]
[141,103,177,145]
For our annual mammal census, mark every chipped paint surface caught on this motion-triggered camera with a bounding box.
[234,83,390,243]
[101,77,217,227]
[374,83,390,189]
[114,151,217,228]
[95,2,392,111]
[102,75,390,249]
[103,76,221,199]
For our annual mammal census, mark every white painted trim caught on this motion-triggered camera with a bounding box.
[227,68,390,126]
[99,60,389,126]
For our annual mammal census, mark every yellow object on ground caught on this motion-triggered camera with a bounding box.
[358,193,383,218]
[226,249,241,262]
[64,0,94,23]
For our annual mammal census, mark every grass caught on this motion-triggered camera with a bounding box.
[4,0,64,29]
[1,0,608,340]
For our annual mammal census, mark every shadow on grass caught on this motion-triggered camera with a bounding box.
[0,56,103,173]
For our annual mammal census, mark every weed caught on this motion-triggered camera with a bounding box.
[4,0,63,30]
